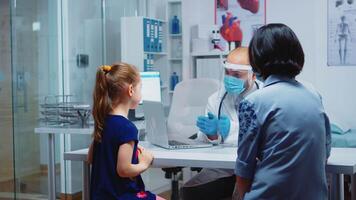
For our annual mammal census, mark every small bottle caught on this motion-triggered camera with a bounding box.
[171,16,180,34]
[170,72,179,90]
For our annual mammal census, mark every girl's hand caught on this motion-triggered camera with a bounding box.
[138,148,154,167]
[137,145,144,153]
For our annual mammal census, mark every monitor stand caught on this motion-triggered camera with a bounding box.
[128,109,144,121]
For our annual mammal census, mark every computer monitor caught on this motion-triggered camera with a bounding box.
[140,71,162,103]
[128,71,161,121]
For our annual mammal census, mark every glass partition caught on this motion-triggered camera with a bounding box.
[0,0,14,198]
[9,0,61,198]
[1,0,141,198]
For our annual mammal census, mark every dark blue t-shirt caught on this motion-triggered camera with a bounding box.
[90,115,155,200]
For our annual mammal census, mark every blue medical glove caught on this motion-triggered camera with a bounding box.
[196,112,218,136]
[218,115,230,140]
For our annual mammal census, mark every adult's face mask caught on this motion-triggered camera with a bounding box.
[224,75,246,95]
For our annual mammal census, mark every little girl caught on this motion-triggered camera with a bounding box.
[88,63,165,200]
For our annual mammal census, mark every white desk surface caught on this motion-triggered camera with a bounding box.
[35,127,94,135]
[327,148,356,174]
[64,142,236,169]
[64,142,356,174]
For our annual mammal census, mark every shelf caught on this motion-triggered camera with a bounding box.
[169,90,174,94]
[144,52,167,55]
[169,34,182,37]
[191,51,229,57]
[168,58,182,61]
[160,85,168,90]
[168,0,182,4]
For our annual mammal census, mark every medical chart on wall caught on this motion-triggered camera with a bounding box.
[328,0,356,66]
[215,0,266,51]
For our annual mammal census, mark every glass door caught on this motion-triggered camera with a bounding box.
[60,0,103,197]
[60,0,141,198]
[2,0,142,199]
[0,0,14,198]
[9,0,61,199]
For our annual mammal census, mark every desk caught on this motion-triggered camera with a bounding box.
[35,127,93,200]
[34,121,145,200]
[326,148,356,200]
[64,142,236,200]
[64,142,356,200]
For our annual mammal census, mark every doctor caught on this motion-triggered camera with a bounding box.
[181,47,261,200]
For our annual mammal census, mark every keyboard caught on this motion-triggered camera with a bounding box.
[168,140,189,146]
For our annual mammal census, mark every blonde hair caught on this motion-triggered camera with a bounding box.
[92,62,140,142]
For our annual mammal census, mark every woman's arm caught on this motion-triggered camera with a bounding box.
[235,176,252,199]
[116,141,153,178]
[235,100,260,198]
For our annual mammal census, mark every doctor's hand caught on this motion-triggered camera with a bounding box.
[218,115,230,140]
[196,112,218,136]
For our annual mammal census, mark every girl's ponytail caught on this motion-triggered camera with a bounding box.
[92,66,112,142]
[92,63,139,142]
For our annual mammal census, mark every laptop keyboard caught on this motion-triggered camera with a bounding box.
[168,140,189,146]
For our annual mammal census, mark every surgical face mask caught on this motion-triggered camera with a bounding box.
[224,75,246,95]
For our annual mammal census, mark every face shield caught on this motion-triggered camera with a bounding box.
[221,61,253,95]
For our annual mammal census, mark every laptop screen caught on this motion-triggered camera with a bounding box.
[140,71,161,104]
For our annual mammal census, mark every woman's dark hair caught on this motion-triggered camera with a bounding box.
[248,23,304,79]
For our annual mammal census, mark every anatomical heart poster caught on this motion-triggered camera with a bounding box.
[215,0,266,51]
[328,0,356,66]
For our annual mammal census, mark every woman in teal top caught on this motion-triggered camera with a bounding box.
[234,24,331,200]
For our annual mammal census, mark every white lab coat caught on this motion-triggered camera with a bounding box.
[197,81,260,145]
[185,81,261,187]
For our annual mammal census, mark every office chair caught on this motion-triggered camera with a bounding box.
[163,78,220,200]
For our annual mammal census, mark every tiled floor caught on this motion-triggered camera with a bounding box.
[3,173,351,200]
[0,192,47,200]
[0,171,172,200]
[158,190,171,199]
[0,172,61,200]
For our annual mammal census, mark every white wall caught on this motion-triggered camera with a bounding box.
[105,0,140,64]
[147,0,167,20]
[182,0,356,128]
[181,0,318,81]
[266,0,318,84]
[182,0,215,80]
[315,0,356,128]
[267,0,356,128]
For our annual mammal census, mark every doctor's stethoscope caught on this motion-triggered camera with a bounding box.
[217,81,260,120]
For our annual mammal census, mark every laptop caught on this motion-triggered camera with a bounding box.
[143,100,213,149]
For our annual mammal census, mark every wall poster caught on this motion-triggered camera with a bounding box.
[328,0,356,66]
[215,0,266,51]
